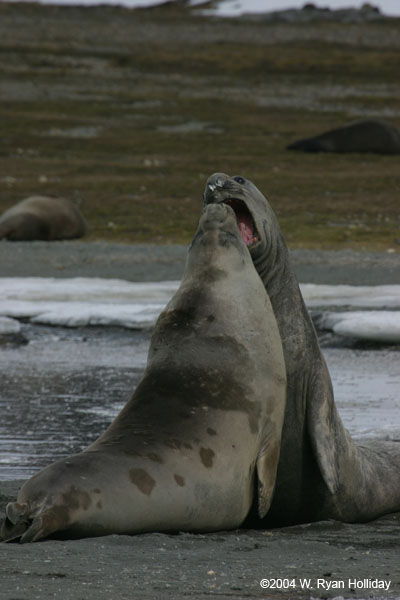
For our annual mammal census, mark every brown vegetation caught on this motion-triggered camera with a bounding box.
[0,2,399,249]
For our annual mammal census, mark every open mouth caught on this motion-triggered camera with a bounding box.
[222,198,259,247]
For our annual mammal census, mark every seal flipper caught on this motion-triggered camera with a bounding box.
[1,502,31,542]
[19,515,51,543]
[256,439,281,518]
[307,366,340,495]
[19,504,72,543]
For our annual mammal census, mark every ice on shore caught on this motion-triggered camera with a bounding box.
[318,311,400,343]
[301,284,400,342]
[0,278,178,329]
[0,316,21,334]
[0,277,399,343]
[301,283,400,309]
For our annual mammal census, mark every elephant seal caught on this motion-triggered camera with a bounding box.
[287,119,400,154]
[204,173,400,525]
[1,203,286,542]
[0,196,86,241]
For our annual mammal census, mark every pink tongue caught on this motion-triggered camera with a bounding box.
[238,214,254,246]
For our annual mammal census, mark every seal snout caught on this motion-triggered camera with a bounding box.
[203,173,260,248]
[200,203,236,233]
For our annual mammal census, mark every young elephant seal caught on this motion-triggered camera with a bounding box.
[0,196,86,241]
[204,173,400,526]
[1,203,286,542]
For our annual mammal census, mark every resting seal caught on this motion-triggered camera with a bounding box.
[204,173,400,525]
[287,119,400,154]
[1,203,286,542]
[0,196,86,241]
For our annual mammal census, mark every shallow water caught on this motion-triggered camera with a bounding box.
[0,325,147,480]
[0,324,399,480]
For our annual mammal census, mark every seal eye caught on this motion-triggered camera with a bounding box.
[233,176,246,185]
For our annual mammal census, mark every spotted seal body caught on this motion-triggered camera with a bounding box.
[0,196,86,241]
[1,203,286,542]
[204,173,400,525]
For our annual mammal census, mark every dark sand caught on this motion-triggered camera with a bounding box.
[1,474,400,600]
[1,242,400,599]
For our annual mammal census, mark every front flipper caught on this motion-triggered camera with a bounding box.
[256,438,282,518]
[307,365,340,496]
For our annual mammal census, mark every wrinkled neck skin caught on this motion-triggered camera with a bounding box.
[251,203,335,524]
[204,173,400,525]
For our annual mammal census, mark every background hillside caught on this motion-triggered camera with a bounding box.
[0,1,399,250]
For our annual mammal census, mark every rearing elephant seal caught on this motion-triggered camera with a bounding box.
[204,173,400,525]
[1,203,286,542]
[0,196,86,241]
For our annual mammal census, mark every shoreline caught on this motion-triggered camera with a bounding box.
[0,242,399,285]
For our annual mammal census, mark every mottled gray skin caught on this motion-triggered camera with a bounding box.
[1,203,286,542]
[0,196,86,241]
[204,173,400,526]
[287,119,400,154]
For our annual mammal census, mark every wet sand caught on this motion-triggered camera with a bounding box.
[1,243,400,599]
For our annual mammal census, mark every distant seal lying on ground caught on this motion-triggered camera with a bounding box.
[0,196,86,241]
[1,203,286,542]
[287,119,400,154]
[204,173,400,525]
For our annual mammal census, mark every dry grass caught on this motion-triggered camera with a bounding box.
[0,2,399,250]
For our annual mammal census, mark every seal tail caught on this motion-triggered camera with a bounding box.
[1,502,32,542]
[2,502,55,543]
[2,502,71,543]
